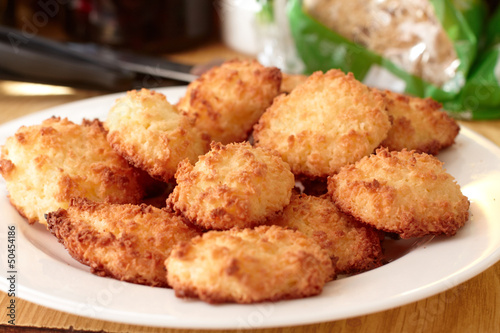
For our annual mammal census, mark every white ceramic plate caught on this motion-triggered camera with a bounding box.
[1,87,499,330]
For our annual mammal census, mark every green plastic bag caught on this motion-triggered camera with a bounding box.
[443,5,500,119]
[288,0,486,117]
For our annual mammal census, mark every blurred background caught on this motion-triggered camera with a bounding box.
[2,0,497,54]
[0,0,217,53]
[1,0,500,104]
[0,0,224,90]
[0,0,301,92]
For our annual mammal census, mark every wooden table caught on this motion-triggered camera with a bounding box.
[0,43,499,333]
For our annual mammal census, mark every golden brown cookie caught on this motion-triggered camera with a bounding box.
[379,90,459,155]
[327,148,470,238]
[167,142,295,230]
[165,225,334,304]
[46,198,201,287]
[271,193,383,274]
[0,117,152,225]
[105,88,209,182]
[253,69,391,178]
[177,59,282,144]
[280,73,308,94]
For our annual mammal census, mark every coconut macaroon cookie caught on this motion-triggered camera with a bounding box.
[165,225,334,304]
[46,198,201,287]
[0,117,151,225]
[176,59,282,144]
[327,148,470,239]
[379,90,460,155]
[253,69,391,178]
[280,73,308,94]
[167,142,295,230]
[105,88,210,182]
[271,194,383,274]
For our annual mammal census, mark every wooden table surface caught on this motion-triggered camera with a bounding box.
[0,42,499,333]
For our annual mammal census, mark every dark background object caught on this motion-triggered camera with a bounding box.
[1,0,215,54]
[67,0,214,53]
[487,0,499,11]
[0,24,201,91]
[0,0,15,26]
[0,0,217,90]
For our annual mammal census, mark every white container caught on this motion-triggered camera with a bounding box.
[219,0,261,55]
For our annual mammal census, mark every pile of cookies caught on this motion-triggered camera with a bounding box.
[0,59,469,304]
